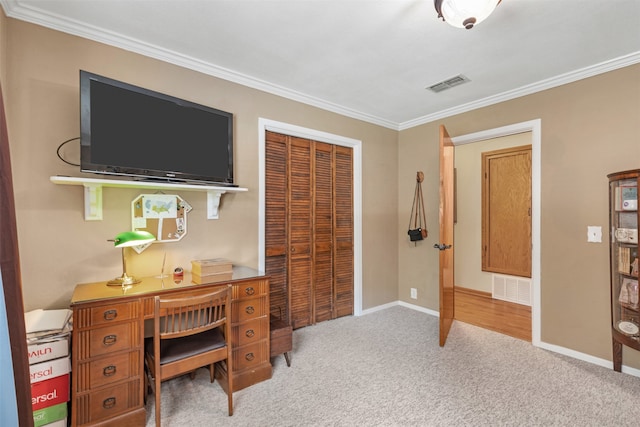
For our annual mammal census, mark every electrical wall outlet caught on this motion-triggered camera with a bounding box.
[587,226,602,243]
[410,288,417,299]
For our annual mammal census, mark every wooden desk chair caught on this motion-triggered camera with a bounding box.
[145,285,233,426]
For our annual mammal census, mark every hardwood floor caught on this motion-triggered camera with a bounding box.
[454,286,531,341]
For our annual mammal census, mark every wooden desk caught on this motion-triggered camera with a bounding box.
[70,267,271,426]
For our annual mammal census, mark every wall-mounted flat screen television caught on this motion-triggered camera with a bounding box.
[80,70,235,186]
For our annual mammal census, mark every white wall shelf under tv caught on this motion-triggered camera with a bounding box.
[50,176,247,221]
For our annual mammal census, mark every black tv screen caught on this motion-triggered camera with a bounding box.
[80,70,234,186]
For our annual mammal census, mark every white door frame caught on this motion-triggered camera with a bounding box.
[258,118,363,315]
[451,119,541,346]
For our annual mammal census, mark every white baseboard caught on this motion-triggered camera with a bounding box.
[359,300,440,317]
[397,300,440,317]
[359,300,640,379]
[359,301,399,315]
[536,340,640,378]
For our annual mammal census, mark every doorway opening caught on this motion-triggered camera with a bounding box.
[451,120,541,345]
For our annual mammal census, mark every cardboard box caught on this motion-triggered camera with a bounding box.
[43,419,67,427]
[33,402,67,427]
[31,374,69,411]
[30,356,71,384]
[192,271,233,285]
[27,337,69,365]
[191,258,232,276]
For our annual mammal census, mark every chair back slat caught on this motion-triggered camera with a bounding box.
[155,287,229,340]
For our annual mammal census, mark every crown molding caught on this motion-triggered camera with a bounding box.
[3,0,639,132]
[0,0,400,130]
[399,51,640,130]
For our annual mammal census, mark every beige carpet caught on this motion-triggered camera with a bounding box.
[145,305,640,426]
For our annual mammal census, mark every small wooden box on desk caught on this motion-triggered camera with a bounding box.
[69,267,271,426]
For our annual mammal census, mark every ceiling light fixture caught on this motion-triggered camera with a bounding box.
[434,0,501,29]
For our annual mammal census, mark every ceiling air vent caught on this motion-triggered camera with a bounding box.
[427,74,471,93]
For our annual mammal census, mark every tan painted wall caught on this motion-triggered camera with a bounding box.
[398,64,640,367]
[4,15,640,369]
[4,19,398,312]
[455,132,531,293]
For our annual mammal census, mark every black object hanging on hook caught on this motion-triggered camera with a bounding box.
[408,171,427,244]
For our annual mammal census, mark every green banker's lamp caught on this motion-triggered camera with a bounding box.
[107,230,156,286]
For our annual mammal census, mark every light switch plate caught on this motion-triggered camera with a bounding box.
[587,226,602,243]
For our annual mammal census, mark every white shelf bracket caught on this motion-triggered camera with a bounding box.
[51,176,247,221]
[207,190,225,220]
[83,183,103,221]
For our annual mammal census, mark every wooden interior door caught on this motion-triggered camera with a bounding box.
[437,125,455,347]
[265,131,353,329]
[481,145,532,277]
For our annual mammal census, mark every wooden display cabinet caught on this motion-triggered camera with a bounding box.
[608,169,640,372]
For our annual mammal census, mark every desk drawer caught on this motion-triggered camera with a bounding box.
[73,302,138,329]
[87,322,137,358]
[88,351,138,390]
[233,318,268,347]
[77,380,140,425]
[233,297,267,323]
[233,341,268,371]
[233,279,267,300]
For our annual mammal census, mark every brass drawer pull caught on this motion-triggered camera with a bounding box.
[103,334,117,346]
[245,286,255,296]
[103,309,118,321]
[103,365,116,377]
[245,306,255,315]
[245,352,255,361]
[103,397,116,409]
[245,329,255,338]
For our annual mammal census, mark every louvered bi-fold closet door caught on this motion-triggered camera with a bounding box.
[287,137,314,328]
[265,131,313,329]
[333,145,354,318]
[313,142,334,323]
[265,132,290,323]
[265,131,353,329]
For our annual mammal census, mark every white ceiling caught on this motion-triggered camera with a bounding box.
[2,0,640,130]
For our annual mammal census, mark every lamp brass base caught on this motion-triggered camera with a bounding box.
[107,273,141,287]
